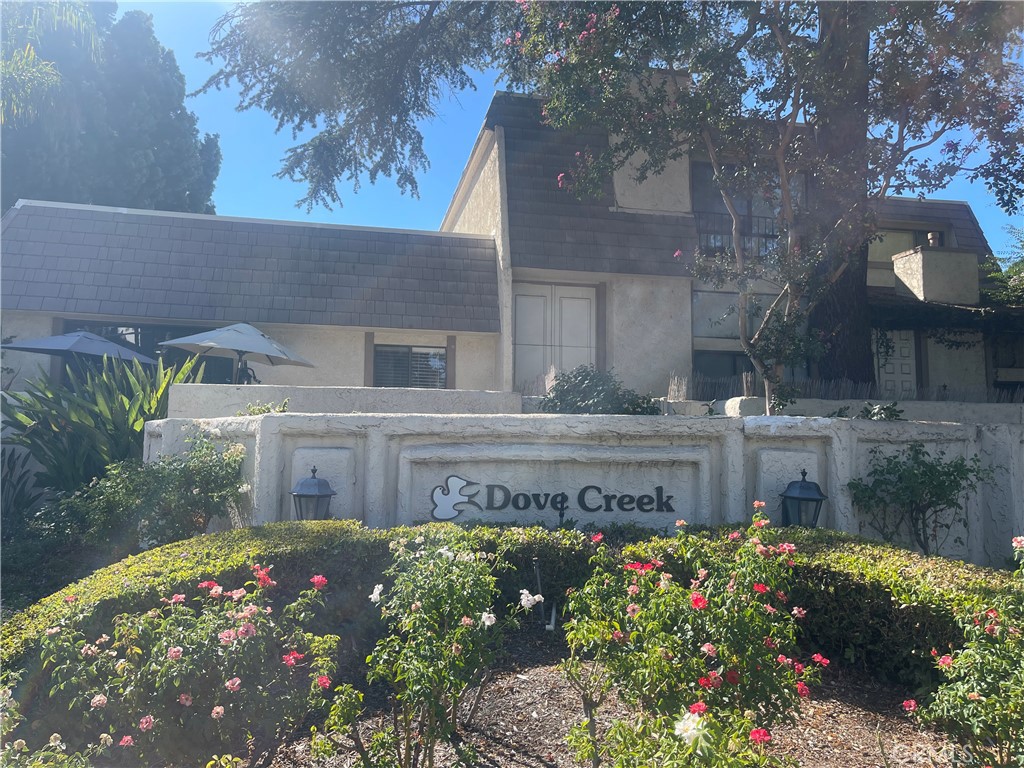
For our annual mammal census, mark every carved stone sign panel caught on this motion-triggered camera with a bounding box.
[396,444,712,529]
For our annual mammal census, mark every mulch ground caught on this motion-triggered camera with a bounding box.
[253,631,954,768]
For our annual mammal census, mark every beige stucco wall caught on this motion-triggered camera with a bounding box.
[924,333,988,396]
[893,247,981,305]
[252,324,366,386]
[146,413,1024,568]
[167,384,522,419]
[1,311,61,389]
[608,274,693,395]
[443,133,502,237]
[719,396,1024,424]
[440,130,513,392]
[612,152,692,214]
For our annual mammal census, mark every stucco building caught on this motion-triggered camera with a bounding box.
[3,93,1022,400]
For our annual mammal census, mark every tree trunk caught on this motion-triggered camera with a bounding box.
[807,2,875,385]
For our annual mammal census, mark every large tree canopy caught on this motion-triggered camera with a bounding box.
[1,3,221,213]
[0,0,98,126]
[202,1,1023,407]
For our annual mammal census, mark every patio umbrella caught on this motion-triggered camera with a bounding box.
[1,331,157,364]
[159,323,314,384]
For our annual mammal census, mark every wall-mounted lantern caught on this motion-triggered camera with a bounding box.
[779,469,827,528]
[290,466,337,521]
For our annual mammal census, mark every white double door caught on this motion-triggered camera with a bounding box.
[512,283,596,393]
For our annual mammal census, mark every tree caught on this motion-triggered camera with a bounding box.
[1,5,221,213]
[985,224,1024,306]
[0,0,97,126]
[201,2,1023,409]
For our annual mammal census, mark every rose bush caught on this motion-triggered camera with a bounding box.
[18,565,339,764]
[564,505,823,767]
[909,536,1024,767]
[313,525,536,768]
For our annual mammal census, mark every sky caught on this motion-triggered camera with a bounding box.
[121,1,1018,256]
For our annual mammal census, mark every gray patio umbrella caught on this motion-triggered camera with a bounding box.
[1,331,157,364]
[159,323,314,384]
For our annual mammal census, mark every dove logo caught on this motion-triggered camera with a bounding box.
[431,475,482,520]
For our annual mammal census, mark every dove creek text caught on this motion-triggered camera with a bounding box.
[484,484,674,514]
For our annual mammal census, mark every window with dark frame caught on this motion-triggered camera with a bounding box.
[373,345,447,389]
[690,161,805,259]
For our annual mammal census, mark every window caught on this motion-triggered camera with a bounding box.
[70,321,235,382]
[693,351,754,379]
[373,345,447,388]
[691,162,805,258]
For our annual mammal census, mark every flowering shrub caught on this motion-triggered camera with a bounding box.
[564,505,822,767]
[313,525,535,768]
[910,536,1024,767]
[0,684,113,767]
[19,565,338,764]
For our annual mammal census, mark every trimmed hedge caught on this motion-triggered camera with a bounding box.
[4,522,1018,692]
[0,521,592,672]
[625,527,1022,687]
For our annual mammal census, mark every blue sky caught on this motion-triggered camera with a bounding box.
[123,1,1017,255]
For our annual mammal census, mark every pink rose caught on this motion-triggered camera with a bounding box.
[211,706,224,720]
[310,575,328,590]
[90,694,107,709]
[317,675,331,690]
[167,646,183,660]
[178,693,193,707]
[119,735,134,747]
[237,622,256,638]
[225,677,241,692]
[138,715,154,732]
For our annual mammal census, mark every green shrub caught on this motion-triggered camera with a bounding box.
[848,441,995,556]
[0,447,45,544]
[539,365,660,415]
[315,526,535,767]
[912,538,1024,767]
[1,435,247,610]
[14,566,338,764]
[4,520,1019,760]
[0,522,591,674]
[1,356,202,494]
[56,435,248,553]
[626,527,1022,688]
[236,399,289,416]
[563,512,822,767]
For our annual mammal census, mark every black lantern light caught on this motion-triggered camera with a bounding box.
[290,466,337,521]
[779,469,827,527]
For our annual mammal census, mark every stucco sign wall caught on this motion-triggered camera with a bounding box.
[398,444,709,527]
[144,413,1024,568]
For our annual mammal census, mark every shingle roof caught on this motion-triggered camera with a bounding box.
[874,197,992,254]
[487,93,698,277]
[1,201,499,333]
[484,93,993,274]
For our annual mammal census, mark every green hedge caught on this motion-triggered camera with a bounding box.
[0,521,592,672]
[4,522,1018,691]
[625,527,1022,687]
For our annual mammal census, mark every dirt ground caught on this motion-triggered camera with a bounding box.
[253,631,954,768]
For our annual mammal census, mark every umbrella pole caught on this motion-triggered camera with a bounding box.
[233,351,243,385]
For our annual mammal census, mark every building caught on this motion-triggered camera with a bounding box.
[3,93,1022,400]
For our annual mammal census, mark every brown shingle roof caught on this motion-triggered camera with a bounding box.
[1,201,499,333]
[484,93,992,273]
[487,93,698,276]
